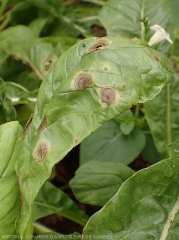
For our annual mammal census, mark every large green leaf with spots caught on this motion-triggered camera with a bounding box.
[0,36,172,236]
[83,142,179,239]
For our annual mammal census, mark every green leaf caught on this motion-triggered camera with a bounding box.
[141,133,161,164]
[0,25,36,64]
[80,120,146,165]
[0,122,23,236]
[99,0,176,52]
[115,109,135,135]
[4,82,37,105]
[2,97,17,121]
[70,161,135,206]
[28,18,48,37]
[83,142,179,239]
[13,36,172,236]
[144,73,179,158]
[34,181,89,226]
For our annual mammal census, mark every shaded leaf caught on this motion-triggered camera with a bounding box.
[0,25,36,64]
[80,120,146,165]
[70,161,135,206]
[141,133,161,164]
[115,109,135,135]
[144,73,179,158]
[34,181,89,226]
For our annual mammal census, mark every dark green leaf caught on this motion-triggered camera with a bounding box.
[70,161,135,206]
[80,120,146,165]
[34,181,89,226]
[115,109,135,135]
[141,133,161,164]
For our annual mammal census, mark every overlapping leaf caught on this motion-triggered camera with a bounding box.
[80,120,145,165]
[34,181,89,226]
[70,161,134,206]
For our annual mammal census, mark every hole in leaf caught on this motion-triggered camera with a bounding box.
[87,38,111,53]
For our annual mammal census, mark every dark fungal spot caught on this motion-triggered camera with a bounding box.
[34,140,50,163]
[87,38,111,53]
[36,115,48,134]
[74,72,93,90]
[104,67,108,71]
[101,87,116,105]
[82,43,86,48]
[23,114,33,135]
[152,55,159,61]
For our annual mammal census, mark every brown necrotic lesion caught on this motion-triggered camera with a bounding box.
[100,87,116,105]
[36,115,48,134]
[87,38,111,54]
[73,72,93,90]
[33,140,50,163]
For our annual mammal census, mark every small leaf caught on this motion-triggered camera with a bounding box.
[115,109,135,135]
[70,161,135,206]
[34,181,89,226]
[80,120,146,165]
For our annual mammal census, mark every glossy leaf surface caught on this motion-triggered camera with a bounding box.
[80,120,146,165]
[70,161,134,206]
[83,143,179,239]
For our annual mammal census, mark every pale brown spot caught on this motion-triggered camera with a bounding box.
[101,87,116,105]
[34,141,50,163]
[74,72,93,90]
[36,115,48,134]
[152,55,159,61]
[87,38,111,53]
[23,114,33,135]
[104,67,108,71]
